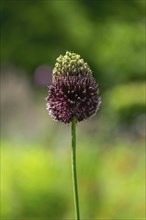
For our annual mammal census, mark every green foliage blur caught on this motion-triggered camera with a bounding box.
[1,0,145,219]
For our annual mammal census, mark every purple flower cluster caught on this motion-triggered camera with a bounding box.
[46,52,101,123]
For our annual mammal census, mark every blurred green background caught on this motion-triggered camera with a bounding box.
[1,0,145,219]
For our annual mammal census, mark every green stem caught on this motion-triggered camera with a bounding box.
[71,118,80,220]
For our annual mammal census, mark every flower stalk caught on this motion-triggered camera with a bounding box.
[71,118,80,220]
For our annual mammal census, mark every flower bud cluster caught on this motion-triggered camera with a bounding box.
[53,51,92,79]
[46,51,101,123]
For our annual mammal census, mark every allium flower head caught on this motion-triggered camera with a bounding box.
[46,51,101,123]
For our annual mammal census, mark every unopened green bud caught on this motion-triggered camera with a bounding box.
[53,51,92,79]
